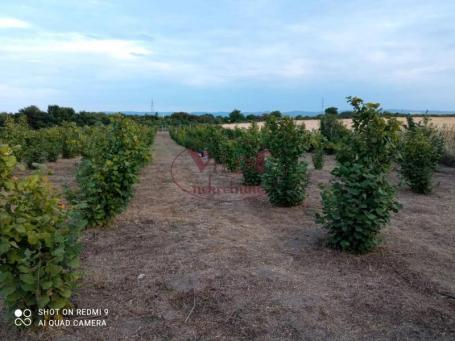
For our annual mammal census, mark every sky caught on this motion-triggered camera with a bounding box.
[0,0,454,113]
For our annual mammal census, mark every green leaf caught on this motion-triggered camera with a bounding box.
[19,273,35,285]
[37,295,50,308]
[41,281,53,290]
[60,287,72,298]
[50,297,68,309]
[27,233,39,245]
[0,239,10,255]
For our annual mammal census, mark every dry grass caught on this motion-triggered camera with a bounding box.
[223,116,455,130]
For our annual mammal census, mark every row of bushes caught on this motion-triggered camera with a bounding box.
[69,117,156,227]
[170,122,325,178]
[171,98,447,253]
[319,109,448,194]
[0,117,156,325]
[0,116,96,169]
[170,119,317,206]
[170,124,245,174]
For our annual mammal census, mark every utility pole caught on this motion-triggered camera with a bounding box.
[150,99,154,116]
[321,97,325,114]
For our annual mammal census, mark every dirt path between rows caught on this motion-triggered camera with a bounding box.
[3,132,455,340]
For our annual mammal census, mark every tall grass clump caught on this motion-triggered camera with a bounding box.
[317,97,401,253]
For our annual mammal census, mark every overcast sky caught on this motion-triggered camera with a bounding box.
[0,0,454,113]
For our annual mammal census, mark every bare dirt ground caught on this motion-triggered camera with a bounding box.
[2,132,455,340]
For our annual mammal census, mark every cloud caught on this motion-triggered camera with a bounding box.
[0,17,30,29]
[55,34,152,59]
[0,0,454,111]
[0,32,152,60]
[1,1,453,87]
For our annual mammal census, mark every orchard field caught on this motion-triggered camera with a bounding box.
[1,101,455,340]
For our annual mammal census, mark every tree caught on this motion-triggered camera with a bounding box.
[324,107,338,115]
[339,111,353,118]
[229,109,245,123]
[246,114,257,122]
[170,112,192,124]
[18,106,54,129]
[0,112,10,127]
[48,105,76,124]
[269,110,282,118]
[198,113,216,124]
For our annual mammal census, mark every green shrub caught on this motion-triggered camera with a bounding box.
[399,117,444,194]
[206,127,225,163]
[237,123,263,185]
[310,132,326,170]
[0,144,16,183]
[170,125,241,172]
[22,129,62,168]
[22,144,48,168]
[80,125,108,159]
[42,128,62,162]
[60,122,83,159]
[319,112,349,154]
[262,159,308,206]
[219,138,239,172]
[0,116,30,162]
[0,145,83,320]
[1,119,63,167]
[317,97,401,253]
[262,117,309,206]
[169,125,208,152]
[312,149,324,170]
[71,117,154,227]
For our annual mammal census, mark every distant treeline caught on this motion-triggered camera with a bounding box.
[0,106,112,129]
[1,105,454,129]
